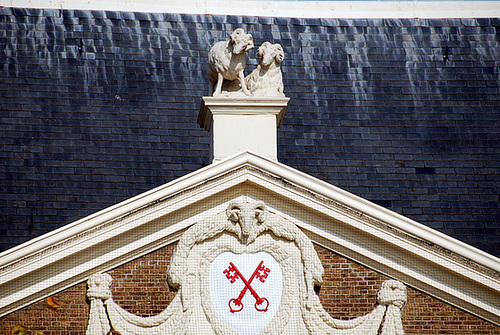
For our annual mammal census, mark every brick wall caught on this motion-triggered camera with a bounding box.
[0,243,498,334]
[0,244,178,334]
[0,9,499,256]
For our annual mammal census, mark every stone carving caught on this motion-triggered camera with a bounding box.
[86,200,407,335]
[377,281,407,335]
[208,28,254,96]
[225,201,268,244]
[207,29,286,97]
[246,42,285,97]
[86,273,112,335]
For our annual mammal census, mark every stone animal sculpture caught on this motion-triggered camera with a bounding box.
[246,42,285,96]
[208,28,254,96]
[225,201,267,244]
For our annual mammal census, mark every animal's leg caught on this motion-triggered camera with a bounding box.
[239,71,251,96]
[213,72,224,96]
[278,80,284,95]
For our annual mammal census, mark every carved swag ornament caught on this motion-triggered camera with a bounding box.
[86,200,407,335]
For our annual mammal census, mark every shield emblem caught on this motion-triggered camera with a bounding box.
[210,252,283,335]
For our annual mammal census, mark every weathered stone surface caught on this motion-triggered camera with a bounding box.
[85,201,407,334]
[208,28,254,96]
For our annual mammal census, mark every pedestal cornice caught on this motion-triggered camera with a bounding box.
[198,96,290,131]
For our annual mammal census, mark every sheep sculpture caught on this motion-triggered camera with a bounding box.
[207,28,254,96]
[246,42,285,96]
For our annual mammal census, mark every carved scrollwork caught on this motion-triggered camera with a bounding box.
[85,200,407,335]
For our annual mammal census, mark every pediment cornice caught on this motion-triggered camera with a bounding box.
[1,151,499,325]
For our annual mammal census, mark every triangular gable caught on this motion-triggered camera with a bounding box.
[1,151,499,325]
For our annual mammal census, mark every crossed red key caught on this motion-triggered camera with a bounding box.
[223,260,271,313]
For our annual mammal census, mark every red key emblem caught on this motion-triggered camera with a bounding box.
[223,260,271,313]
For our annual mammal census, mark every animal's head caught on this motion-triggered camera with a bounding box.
[230,28,254,55]
[226,201,267,244]
[258,42,284,67]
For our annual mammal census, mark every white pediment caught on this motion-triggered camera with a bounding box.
[0,151,499,326]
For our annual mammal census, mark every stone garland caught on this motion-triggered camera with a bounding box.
[86,201,407,335]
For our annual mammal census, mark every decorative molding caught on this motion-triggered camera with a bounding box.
[85,201,407,334]
[198,97,289,131]
[0,151,499,326]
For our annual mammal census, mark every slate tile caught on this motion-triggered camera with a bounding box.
[1,9,499,256]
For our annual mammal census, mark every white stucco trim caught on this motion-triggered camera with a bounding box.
[3,151,497,274]
[0,151,499,325]
[241,153,500,274]
[2,0,500,19]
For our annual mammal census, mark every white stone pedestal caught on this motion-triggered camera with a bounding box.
[198,97,290,163]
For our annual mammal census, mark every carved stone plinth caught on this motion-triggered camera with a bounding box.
[198,97,290,163]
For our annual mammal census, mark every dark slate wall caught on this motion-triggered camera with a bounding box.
[1,8,499,256]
